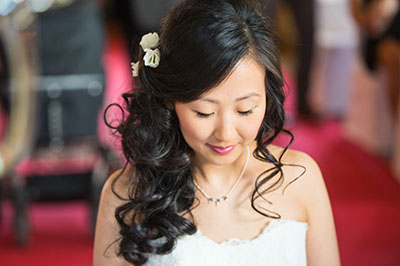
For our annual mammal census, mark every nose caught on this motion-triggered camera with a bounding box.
[213,112,236,143]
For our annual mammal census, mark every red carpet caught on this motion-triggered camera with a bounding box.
[283,120,400,266]
[1,31,400,266]
[0,202,93,266]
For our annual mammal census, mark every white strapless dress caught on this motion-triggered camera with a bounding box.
[145,219,308,266]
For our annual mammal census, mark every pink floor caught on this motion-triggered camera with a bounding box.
[1,32,400,266]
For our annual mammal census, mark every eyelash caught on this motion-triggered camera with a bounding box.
[239,109,254,116]
[196,109,254,118]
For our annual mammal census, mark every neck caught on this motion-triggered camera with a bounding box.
[192,144,251,190]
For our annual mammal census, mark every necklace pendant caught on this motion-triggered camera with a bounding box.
[215,198,221,206]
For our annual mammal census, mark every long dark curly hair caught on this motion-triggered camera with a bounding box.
[105,0,302,264]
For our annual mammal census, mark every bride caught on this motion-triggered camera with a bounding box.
[93,0,341,265]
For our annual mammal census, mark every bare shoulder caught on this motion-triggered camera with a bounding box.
[96,168,134,215]
[268,144,319,170]
[282,148,325,216]
[268,144,324,203]
[269,145,341,265]
[93,168,135,266]
[102,168,134,203]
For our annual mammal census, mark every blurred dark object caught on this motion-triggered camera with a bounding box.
[35,75,103,147]
[0,39,10,113]
[1,0,119,246]
[35,0,104,142]
[260,0,317,120]
[111,0,179,59]
[351,0,400,117]
[351,0,400,73]
[37,0,104,75]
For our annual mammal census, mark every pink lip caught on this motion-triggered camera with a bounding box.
[208,144,236,155]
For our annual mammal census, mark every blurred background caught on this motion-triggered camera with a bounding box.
[0,0,399,265]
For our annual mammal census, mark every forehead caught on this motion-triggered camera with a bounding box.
[196,57,266,103]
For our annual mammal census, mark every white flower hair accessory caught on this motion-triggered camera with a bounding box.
[143,48,160,68]
[139,32,159,50]
[131,62,139,77]
[131,32,161,77]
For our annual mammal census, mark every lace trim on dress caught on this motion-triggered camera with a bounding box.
[194,219,308,246]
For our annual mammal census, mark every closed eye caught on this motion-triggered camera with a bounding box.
[238,109,253,116]
[238,105,258,116]
[195,111,212,118]
[195,106,257,118]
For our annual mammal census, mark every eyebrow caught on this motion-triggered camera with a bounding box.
[200,92,261,104]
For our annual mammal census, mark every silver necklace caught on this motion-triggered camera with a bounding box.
[193,146,250,206]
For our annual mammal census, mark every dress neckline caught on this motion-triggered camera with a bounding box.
[193,219,308,246]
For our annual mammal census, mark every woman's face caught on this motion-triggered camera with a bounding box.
[174,56,267,166]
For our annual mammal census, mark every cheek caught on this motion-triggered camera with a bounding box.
[240,106,266,139]
[176,112,211,145]
[244,115,264,138]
